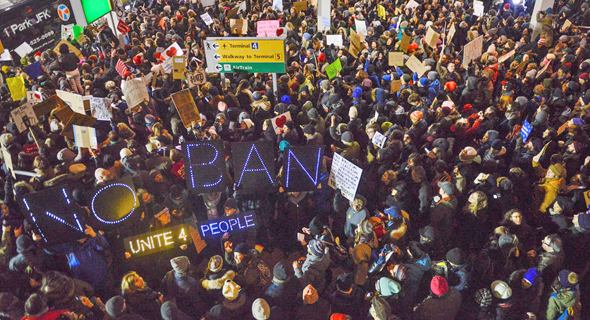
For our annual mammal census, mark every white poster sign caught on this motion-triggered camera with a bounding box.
[372,132,387,148]
[201,13,214,26]
[473,1,485,16]
[271,111,292,134]
[14,42,34,58]
[56,90,85,114]
[326,35,344,47]
[26,91,44,105]
[328,153,363,201]
[355,19,367,35]
[123,78,149,110]
[89,97,112,121]
[73,125,98,149]
[462,36,484,68]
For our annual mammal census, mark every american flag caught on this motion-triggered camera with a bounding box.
[115,59,128,78]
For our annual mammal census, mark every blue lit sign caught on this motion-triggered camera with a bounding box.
[183,141,228,193]
[198,212,258,238]
[283,146,324,191]
[232,141,275,193]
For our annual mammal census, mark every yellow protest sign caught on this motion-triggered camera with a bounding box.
[173,56,187,80]
[6,76,26,102]
[378,5,386,19]
[400,34,411,53]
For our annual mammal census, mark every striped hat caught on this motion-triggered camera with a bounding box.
[410,110,423,122]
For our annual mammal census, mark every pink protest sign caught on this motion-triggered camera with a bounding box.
[257,20,280,37]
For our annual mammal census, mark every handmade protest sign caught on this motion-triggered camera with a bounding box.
[56,90,85,114]
[20,185,87,245]
[201,13,214,26]
[90,176,140,229]
[6,76,26,101]
[183,140,229,193]
[33,96,64,118]
[160,42,184,61]
[378,5,386,19]
[406,55,427,77]
[125,224,191,257]
[232,141,275,194]
[462,36,484,68]
[89,97,112,121]
[561,19,572,32]
[328,152,363,201]
[447,23,456,43]
[60,113,96,139]
[257,20,280,37]
[326,35,343,47]
[355,19,367,35]
[473,0,484,16]
[400,34,411,53]
[188,67,207,88]
[183,215,207,253]
[172,56,187,80]
[14,42,33,58]
[10,103,38,133]
[61,24,74,40]
[282,146,323,192]
[53,40,83,59]
[425,27,440,48]
[348,30,362,58]
[388,52,404,66]
[390,80,402,92]
[293,1,307,12]
[198,211,258,238]
[271,111,292,134]
[372,132,387,148]
[171,89,201,127]
[73,125,98,149]
[26,91,44,105]
[325,59,342,79]
[2,145,14,179]
[201,0,215,7]
[521,120,533,143]
[406,0,419,10]
[273,0,283,11]
[498,49,516,64]
[123,78,149,111]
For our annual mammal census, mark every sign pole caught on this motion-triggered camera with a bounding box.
[272,73,278,95]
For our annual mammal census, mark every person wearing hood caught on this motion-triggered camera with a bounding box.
[105,295,145,320]
[21,293,70,320]
[210,279,250,319]
[324,273,364,319]
[403,241,432,306]
[546,270,581,320]
[293,239,331,292]
[160,301,193,320]
[224,243,267,294]
[344,195,368,239]
[264,262,300,311]
[9,234,49,274]
[161,256,207,317]
[296,284,331,320]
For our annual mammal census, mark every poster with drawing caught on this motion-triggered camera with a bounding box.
[90,97,112,121]
[462,36,484,68]
[123,78,149,111]
[10,103,38,133]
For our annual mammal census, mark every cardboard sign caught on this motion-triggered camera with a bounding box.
[10,103,38,133]
[123,78,149,111]
[33,96,64,118]
[257,20,280,37]
[561,19,572,32]
[6,76,26,101]
[328,152,363,201]
[171,89,201,127]
[372,132,387,148]
[536,62,550,79]
[90,176,139,228]
[53,40,83,59]
[60,113,97,139]
[349,30,362,58]
[282,146,324,191]
[293,1,307,12]
[2,145,15,179]
[388,52,404,66]
[425,27,440,48]
[390,79,402,92]
[462,36,484,68]
[271,111,292,134]
[89,97,112,121]
[56,90,85,114]
[183,140,228,193]
[447,23,456,43]
[201,13,214,25]
[521,119,533,143]
[188,67,207,88]
[400,34,411,53]
[326,35,343,48]
[20,186,87,245]
[173,56,187,80]
[198,212,258,237]
[557,122,568,136]
[498,49,516,64]
[232,141,276,194]
[230,19,248,35]
[125,224,191,257]
[406,55,427,77]
[73,125,98,149]
[378,5,386,19]
[0,39,4,55]
[326,58,342,79]
[183,215,207,254]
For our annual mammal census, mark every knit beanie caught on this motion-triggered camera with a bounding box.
[330,314,350,320]
[308,239,326,256]
[170,256,189,274]
[430,276,448,296]
[498,234,518,248]
[341,131,354,144]
[303,284,319,304]
[251,298,270,320]
[548,164,565,178]
[370,296,391,320]
[208,255,223,273]
[222,280,241,301]
[446,247,467,265]
[523,268,539,286]
[577,213,590,230]
[475,288,493,308]
[388,264,408,281]
[377,277,401,296]
[491,280,512,299]
[359,219,374,235]
[410,110,423,122]
[273,262,292,283]
[0,133,13,146]
[559,270,578,289]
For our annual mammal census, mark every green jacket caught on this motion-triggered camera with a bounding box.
[547,289,579,320]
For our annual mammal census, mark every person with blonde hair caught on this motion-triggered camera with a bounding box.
[121,271,163,319]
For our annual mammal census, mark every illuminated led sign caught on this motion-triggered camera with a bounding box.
[183,140,228,193]
[198,212,258,238]
[283,146,323,191]
[124,224,191,257]
[232,141,275,193]
[90,176,139,228]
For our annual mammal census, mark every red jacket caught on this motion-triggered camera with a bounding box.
[21,310,70,320]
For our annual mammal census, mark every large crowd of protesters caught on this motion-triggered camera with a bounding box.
[0,0,589,318]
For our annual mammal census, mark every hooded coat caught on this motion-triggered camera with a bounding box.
[294,250,331,292]
[344,195,368,239]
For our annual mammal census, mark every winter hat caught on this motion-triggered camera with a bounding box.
[370,296,391,320]
[251,298,270,320]
[341,131,354,143]
[523,268,539,286]
[475,288,493,308]
[559,270,578,289]
[234,243,249,255]
[120,148,133,159]
[446,247,466,265]
[459,146,478,163]
[95,168,111,181]
[548,164,565,178]
[69,163,86,175]
[222,280,241,301]
[57,148,76,162]
[170,256,189,274]
[445,81,457,91]
[498,234,518,248]
[389,264,408,281]
[330,314,350,320]
[430,276,448,296]
[307,108,320,120]
[161,301,192,320]
[437,181,454,195]
[273,262,292,283]
[419,225,437,241]
[491,139,503,151]
[303,284,319,304]
[359,219,374,236]
[384,206,401,219]
[577,213,590,229]
[25,293,47,317]
[208,255,223,273]
[145,114,156,124]
[303,124,315,134]
[491,280,512,299]
[349,106,358,119]
[362,78,372,88]
[377,277,401,296]
[410,110,423,122]
[0,133,13,146]
[308,239,326,256]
